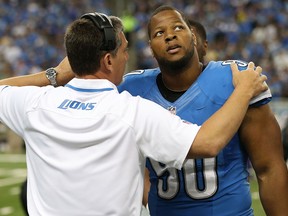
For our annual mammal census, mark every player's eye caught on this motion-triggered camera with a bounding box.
[155,31,163,37]
[175,25,184,31]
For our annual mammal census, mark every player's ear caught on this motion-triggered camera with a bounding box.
[193,36,197,47]
[149,40,155,58]
[191,30,197,47]
[191,27,195,36]
[203,40,208,55]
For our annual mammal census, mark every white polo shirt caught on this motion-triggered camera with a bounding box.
[0,78,200,216]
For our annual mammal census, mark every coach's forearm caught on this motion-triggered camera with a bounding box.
[0,72,47,86]
[0,57,74,87]
[54,57,74,86]
[0,70,73,87]
[188,87,251,158]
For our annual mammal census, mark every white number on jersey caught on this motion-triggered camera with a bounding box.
[222,60,248,67]
[149,157,218,200]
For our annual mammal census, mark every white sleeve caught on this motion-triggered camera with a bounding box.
[133,96,200,170]
[0,85,43,135]
[140,205,150,216]
[249,86,271,105]
[0,86,28,134]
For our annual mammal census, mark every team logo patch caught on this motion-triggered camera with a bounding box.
[58,99,96,110]
[167,106,176,115]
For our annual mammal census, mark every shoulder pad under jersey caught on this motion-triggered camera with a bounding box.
[118,68,160,97]
[197,60,271,106]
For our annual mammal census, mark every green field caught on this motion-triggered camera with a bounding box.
[0,154,27,216]
[0,154,265,216]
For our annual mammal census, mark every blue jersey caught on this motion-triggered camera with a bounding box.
[118,60,271,216]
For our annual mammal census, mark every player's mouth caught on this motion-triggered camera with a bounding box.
[167,45,181,54]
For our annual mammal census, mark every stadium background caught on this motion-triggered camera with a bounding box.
[0,0,287,215]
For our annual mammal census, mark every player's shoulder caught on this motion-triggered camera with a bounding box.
[198,60,271,106]
[118,68,160,96]
[197,60,237,103]
[201,60,249,78]
[123,68,160,81]
[206,60,249,69]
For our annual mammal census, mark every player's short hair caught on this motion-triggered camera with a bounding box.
[147,5,190,39]
[188,19,207,41]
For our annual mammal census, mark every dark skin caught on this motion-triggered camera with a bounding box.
[149,10,201,91]
[240,105,288,215]
[145,9,288,215]
[190,24,208,64]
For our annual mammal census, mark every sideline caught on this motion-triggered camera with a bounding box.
[0,154,26,163]
[0,177,26,187]
[0,154,26,187]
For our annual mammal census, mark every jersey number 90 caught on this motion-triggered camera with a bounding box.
[149,157,218,200]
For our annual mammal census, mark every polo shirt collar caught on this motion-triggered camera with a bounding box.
[65,78,117,93]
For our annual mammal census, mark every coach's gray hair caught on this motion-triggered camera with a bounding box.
[109,16,124,56]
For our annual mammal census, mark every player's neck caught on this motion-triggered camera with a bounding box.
[160,62,203,92]
[156,74,186,102]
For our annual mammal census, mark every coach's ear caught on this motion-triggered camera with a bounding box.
[102,52,113,73]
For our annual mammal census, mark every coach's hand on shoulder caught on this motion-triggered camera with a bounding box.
[231,62,268,99]
[188,61,269,159]
[54,57,75,86]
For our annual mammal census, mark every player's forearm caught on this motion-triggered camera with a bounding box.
[258,167,288,216]
[142,168,150,206]
[189,87,251,158]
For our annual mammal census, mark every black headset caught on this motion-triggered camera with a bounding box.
[80,12,116,51]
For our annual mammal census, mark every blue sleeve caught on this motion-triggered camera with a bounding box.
[118,68,160,97]
[198,60,272,107]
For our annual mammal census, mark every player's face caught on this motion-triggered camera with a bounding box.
[111,32,129,85]
[149,10,195,67]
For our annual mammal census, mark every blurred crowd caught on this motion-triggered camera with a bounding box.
[0,0,288,97]
[129,0,288,98]
[0,0,110,77]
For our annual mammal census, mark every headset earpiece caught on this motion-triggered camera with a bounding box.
[81,12,116,51]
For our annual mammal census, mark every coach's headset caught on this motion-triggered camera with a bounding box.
[80,12,116,51]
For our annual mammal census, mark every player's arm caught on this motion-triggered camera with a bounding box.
[142,168,150,206]
[187,62,267,158]
[0,57,74,86]
[239,105,288,215]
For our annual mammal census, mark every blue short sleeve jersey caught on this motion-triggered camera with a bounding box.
[118,60,272,216]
